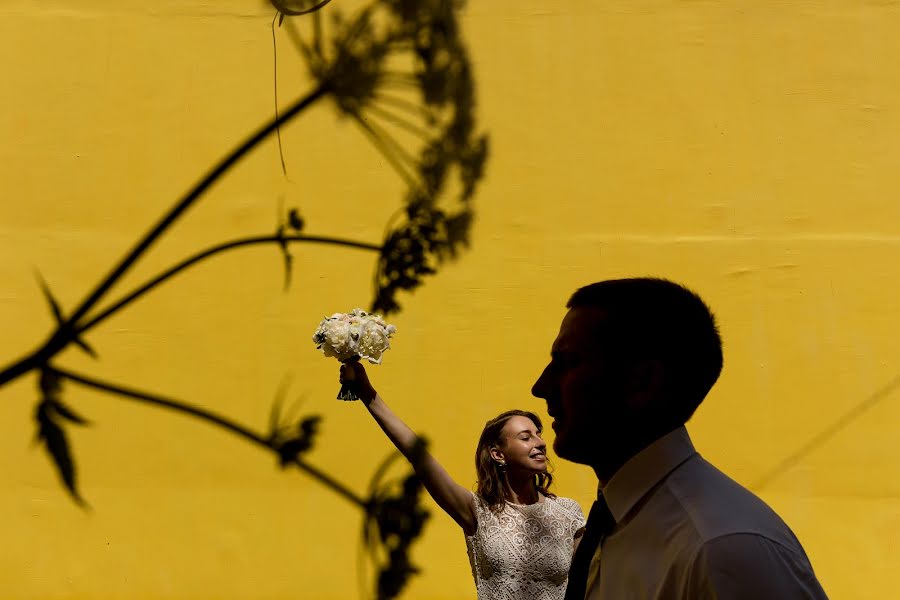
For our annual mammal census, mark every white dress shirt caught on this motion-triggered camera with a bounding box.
[585,427,828,599]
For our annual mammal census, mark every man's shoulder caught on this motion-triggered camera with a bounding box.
[685,532,827,597]
[664,455,802,550]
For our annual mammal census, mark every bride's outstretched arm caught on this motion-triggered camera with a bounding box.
[340,362,477,535]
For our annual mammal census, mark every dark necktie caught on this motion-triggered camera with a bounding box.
[565,493,616,600]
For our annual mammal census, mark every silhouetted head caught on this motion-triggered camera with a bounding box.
[531,277,723,483]
[475,409,555,511]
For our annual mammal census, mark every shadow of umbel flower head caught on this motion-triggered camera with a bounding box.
[274,0,489,314]
[362,438,430,600]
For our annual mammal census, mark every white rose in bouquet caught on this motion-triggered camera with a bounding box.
[321,319,353,359]
[356,319,397,364]
[312,308,396,399]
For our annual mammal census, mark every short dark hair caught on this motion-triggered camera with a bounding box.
[567,278,723,425]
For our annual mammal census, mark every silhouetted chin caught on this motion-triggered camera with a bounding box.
[553,436,592,466]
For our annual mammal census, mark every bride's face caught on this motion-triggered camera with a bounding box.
[491,415,548,474]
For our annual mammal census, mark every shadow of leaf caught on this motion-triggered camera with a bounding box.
[362,437,430,599]
[269,402,323,466]
[34,371,90,507]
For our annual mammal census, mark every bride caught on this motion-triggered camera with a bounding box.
[340,362,586,600]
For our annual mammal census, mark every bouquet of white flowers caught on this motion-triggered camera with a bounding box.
[312,308,397,400]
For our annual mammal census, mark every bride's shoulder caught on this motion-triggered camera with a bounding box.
[548,495,586,515]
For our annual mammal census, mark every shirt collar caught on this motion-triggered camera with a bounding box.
[601,426,697,523]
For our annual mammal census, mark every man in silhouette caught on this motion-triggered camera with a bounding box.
[532,278,828,599]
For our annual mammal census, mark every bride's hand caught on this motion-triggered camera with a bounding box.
[339,361,377,403]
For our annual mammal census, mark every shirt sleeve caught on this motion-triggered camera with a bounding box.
[683,533,829,599]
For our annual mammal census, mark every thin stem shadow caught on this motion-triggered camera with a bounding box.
[78,233,382,335]
[751,372,900,491]
[0,84,330,388]
[47,364,366,508]
[63,84,331,332]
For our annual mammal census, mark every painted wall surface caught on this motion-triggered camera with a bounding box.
[1,1,898,598]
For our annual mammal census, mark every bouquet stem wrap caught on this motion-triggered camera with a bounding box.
[337,356,362,401]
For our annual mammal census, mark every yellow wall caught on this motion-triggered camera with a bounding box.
[1,1,898,598]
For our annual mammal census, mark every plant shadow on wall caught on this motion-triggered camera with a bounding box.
[1,1,487,598]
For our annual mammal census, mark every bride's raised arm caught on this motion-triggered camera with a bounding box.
[340,362,477,535]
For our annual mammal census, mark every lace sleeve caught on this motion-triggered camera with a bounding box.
[561,497,587,537]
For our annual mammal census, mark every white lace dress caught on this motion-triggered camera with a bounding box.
[465,493,586,600]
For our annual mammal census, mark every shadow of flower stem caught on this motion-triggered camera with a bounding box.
[0,83,330,388]
[46,364,366,508]
[76,233,382,335]
[43,362,431,600]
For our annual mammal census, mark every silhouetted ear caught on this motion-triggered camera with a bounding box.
[626,358,666,409]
